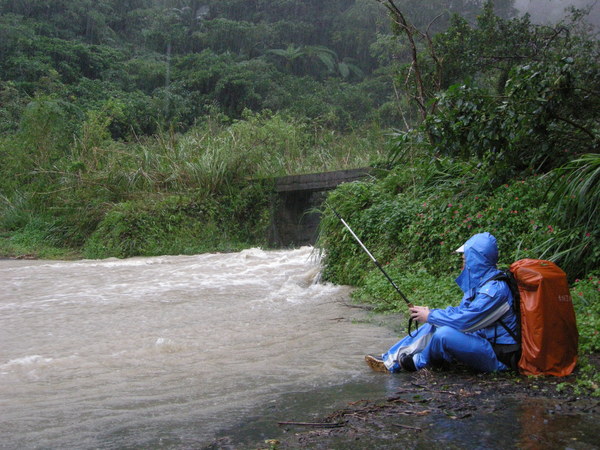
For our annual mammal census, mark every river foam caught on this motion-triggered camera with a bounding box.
[0,247,397,448]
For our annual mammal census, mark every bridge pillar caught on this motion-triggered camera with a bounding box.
[268,168,372,247]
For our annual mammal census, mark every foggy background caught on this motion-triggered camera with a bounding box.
[514,0,600,27]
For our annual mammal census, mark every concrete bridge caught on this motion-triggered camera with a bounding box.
[268,167,373,247]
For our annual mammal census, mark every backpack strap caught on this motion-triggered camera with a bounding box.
[485,271,522,371]
[486,271,521,343]
[497,317,519,342]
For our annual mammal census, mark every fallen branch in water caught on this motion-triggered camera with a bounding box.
[277,421,344,428]
[393,423,423,432]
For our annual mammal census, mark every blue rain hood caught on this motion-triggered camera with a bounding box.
[455,232,500,297]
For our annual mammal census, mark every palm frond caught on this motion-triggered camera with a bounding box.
[547,153,600,231]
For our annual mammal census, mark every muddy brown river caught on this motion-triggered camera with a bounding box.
[0,247,401,448]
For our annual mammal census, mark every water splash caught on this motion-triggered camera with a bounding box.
[0,248,396,448]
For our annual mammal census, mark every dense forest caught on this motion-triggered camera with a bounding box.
[0,0,524,257]
[0,1,599,390]
[0,0,522,136]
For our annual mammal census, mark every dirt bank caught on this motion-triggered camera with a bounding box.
[214,356,599,450]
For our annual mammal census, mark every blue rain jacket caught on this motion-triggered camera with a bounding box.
[382,232,518,372]
[429,232,518,344]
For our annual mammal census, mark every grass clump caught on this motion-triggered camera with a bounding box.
[0,109,383,259]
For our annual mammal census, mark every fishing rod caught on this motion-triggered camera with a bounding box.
[332,208,413,309]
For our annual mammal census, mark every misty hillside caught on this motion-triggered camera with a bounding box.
[1,0,526,137]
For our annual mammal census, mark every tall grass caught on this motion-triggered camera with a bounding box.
[63,111,385,198]
[0,109,387,257]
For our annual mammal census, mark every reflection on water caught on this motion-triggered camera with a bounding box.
[0,247,397,449]
[514,398,597,450]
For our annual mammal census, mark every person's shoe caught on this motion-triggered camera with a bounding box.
[365,354,388,373]
[399,353,417,372]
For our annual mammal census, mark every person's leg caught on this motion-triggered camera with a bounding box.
[381,323,435,372]
[414,326,506,372]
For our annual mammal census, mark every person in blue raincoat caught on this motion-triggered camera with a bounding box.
[365,232,519,373]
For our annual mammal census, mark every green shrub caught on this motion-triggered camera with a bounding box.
[320,169,555,290]
[0,215,74,259]
[572,273,600,355]
[319,179,396,286]
[84,185,271,259]
[84,196,216,258]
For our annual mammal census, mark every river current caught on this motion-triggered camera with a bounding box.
[0,247,398,448]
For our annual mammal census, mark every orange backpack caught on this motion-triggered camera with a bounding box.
[509,259,579,377]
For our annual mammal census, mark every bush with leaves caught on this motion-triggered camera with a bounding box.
[383,2,599,182]
[572,273,600,355]
[318,159,565,309]
[537,154,600,279]
[424,54,598,184]
[84,184,271,259]
[319,165,599,399]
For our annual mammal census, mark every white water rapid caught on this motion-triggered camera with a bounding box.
[0,247,397,448]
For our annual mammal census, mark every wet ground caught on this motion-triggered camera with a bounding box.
[208,357,600,450]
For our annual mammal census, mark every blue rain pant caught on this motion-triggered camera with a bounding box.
[382,324,506,373]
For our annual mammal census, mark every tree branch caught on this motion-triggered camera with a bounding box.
[552,115,597,140]
[381,0,428,121]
